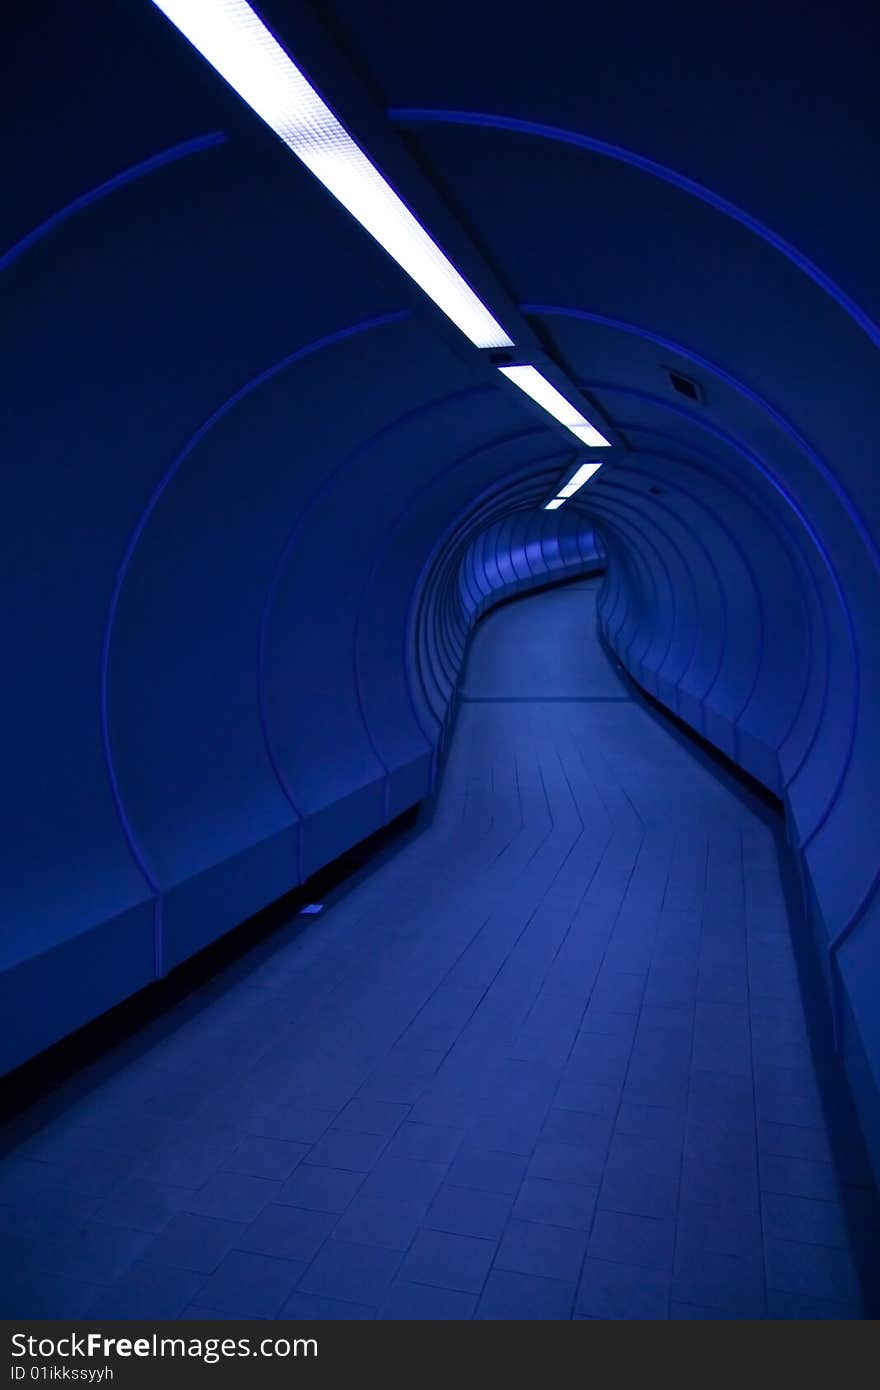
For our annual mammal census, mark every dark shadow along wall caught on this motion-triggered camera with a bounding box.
[2,0,879,1176]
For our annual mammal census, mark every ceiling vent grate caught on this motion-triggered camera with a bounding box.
[667,369,703,402]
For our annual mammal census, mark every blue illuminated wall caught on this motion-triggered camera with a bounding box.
[2,0,879,1177]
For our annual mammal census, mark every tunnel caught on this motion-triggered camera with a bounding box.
[2,0,879,1322]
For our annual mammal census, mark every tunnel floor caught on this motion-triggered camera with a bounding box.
[2,579,878,1320]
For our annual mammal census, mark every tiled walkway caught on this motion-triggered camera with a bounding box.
[1,582,878,1319]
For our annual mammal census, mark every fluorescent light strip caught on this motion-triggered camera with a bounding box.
[558,461,603,496]
[151,0,513,349]
[498,365,611,447]
[544,460,603,509]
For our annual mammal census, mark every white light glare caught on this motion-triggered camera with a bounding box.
[558,461,603,496]
[544,497,566,510]
[151,0,513,349]
[498,365,611,447]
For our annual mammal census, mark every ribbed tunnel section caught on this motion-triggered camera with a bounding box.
[3,0,880,1323]
[1,582,876,1319]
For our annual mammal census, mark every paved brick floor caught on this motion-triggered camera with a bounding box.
[1,582,878,1318]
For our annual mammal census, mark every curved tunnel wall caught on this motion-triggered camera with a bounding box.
[411,502,603,769]
[455,511,603,628]
[2,0,880,1179]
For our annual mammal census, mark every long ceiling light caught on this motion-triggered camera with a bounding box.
[558,461,603,496]
[150,0,513,349]
[497,365,611,447]
[544,460,603,510]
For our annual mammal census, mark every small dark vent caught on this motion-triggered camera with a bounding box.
[649,486,665,496]
[667,369,703,402]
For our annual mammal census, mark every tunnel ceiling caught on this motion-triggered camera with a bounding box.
[4,0,880,1166]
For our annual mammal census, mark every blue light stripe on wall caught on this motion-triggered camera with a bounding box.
[388,108,880,352]
[0,132,228,271]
